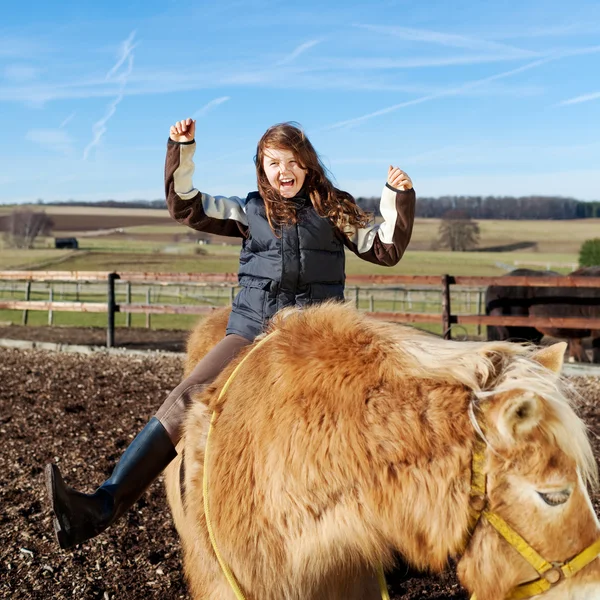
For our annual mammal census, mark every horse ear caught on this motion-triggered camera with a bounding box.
[531,342,567,374]
[497,393,542,441]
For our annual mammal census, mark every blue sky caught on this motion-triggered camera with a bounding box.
[1,0,600,204]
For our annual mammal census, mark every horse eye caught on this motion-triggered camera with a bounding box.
[538,490,571,506]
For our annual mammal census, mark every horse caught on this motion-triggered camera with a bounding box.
[486,267,600,363]
[529,267,600,363]
[485,268,560,344]
[165,303,600,600]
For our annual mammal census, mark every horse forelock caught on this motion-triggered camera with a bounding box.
[480,354,598,490]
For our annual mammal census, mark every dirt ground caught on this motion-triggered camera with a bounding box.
[0,324,189,353]
[1,331,599,600]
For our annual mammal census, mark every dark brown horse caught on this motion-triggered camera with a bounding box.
[486,267,600,363]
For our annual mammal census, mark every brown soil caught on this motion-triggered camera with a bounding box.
[0,325,189,353]
[50,215,172,232]
[1,335,599,600]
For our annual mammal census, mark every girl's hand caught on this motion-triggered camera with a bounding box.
[170,118,196,142]
[387,166,413,191]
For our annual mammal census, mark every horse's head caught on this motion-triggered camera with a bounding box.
[458,343,600,600]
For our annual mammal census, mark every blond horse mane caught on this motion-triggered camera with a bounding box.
[269,302,598,490]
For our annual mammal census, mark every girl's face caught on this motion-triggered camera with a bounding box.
[262,147,307,199]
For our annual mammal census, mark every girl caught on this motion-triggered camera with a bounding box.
[46,119,415,549]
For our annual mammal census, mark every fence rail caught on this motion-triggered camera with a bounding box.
[0,270,598,348]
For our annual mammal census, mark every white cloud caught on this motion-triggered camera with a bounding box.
[558,91,600,106]
[356,24,537,58]
[495,23,600,40]
[4,64,38,82]
[324,56,556,130]
[316,54,538,69]
[192,96,231,118]
[0,37,48,58]
[25,129,73,155]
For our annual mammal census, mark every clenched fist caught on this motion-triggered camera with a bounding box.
[170,118,196,143]
[387,166,413,191]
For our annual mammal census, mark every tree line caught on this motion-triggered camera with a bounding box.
[12,194,600,220]
[356,195,600,220]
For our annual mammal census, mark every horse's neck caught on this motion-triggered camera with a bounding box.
[355,381,476,572]
[376,444,474,571]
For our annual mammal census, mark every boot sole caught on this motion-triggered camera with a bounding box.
[44,464,73,550]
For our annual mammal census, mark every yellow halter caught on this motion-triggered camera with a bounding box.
[202,332,390,600]
[468,437,600,600]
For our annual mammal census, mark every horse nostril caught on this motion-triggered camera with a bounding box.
[538,490,571,506]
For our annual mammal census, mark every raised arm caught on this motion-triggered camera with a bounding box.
[165,118,249,238]
[343,166,415,266]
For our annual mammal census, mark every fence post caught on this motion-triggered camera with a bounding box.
[230,285,235,304]
[125,282,131,328]
[22,281,31,325]
[354,286,360,309]
[441,274,453,340]
[369,294,374,312]
[477,290,484,338]
[48,287,54,326]
[146,288,151,329]
[107,272,120,348]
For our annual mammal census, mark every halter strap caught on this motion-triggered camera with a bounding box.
[468,433,600,600]
[202,330,391,600]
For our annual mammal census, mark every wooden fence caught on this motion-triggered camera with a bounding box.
[0,270,599,348]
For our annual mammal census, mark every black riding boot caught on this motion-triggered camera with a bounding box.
[45,417,177,550]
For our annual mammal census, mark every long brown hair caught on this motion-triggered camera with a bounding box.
[255,122,371,232]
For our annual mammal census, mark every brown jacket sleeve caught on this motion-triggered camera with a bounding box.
[164,139,249,238]
[343,183,415,266]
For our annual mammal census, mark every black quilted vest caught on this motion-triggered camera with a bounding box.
[226,192,345,340]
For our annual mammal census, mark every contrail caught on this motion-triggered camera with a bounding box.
[559,91,600,106]
[59,112,76,128]
[192,96,231,118]
[106,30,137,80]
[325,57,551,130]
[275,39,321,66]
[324,44,600,130]
[84,32,136,160]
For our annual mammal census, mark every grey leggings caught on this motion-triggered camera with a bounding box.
[155,333,251,444]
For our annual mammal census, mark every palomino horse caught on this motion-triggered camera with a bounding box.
[165,303,600,600]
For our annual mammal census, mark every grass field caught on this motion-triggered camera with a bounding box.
[0,206,593,332]
[1,204,597,255]
[0,246,580,276]
[408,217,599,254]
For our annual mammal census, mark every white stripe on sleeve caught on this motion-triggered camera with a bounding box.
[174,143,248,225]
[347,185,398,254]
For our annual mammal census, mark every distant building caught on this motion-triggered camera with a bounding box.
[55,237,79,249]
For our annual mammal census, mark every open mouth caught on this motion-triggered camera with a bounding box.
[279,178,295,189]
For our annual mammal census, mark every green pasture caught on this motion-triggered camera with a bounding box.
[0,210,592,336]
[0,249,69,269]
[0,245,580,276]
[409,218,599,255]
